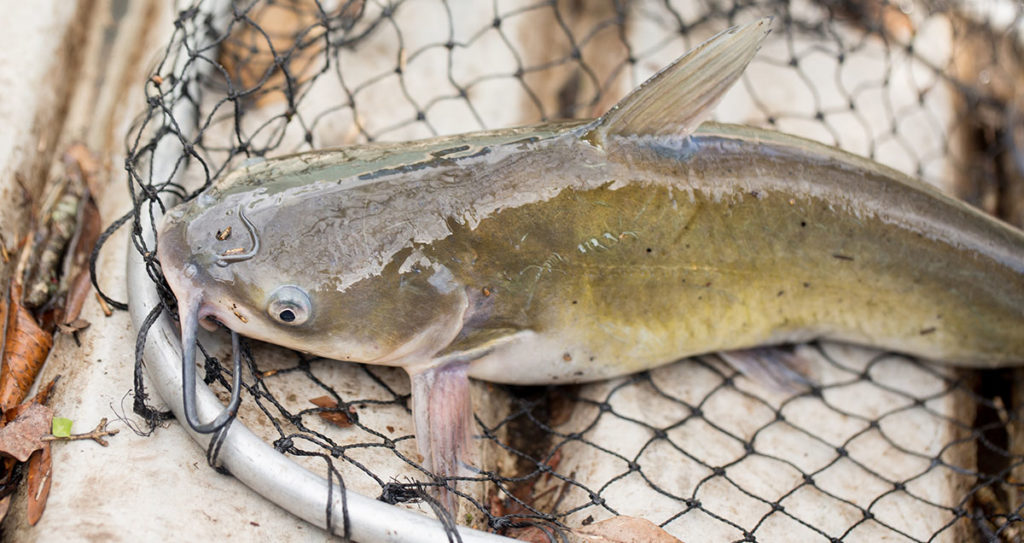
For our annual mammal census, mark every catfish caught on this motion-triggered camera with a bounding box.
[156,18,1024,511]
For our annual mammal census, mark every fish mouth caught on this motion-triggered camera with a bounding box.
[156,216,225,333]
[196,304,227,332]
[158,216,244,434]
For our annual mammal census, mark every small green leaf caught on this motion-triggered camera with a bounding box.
[52,417,73,438]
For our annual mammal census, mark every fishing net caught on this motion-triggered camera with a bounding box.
[103,0,1024,540]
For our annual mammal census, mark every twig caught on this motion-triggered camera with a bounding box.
[41,418,118,446]
[94,292,112,317]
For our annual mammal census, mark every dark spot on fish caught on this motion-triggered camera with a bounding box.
[645,247,652,253]
[571,300,578,305]
[777,290,785,297]
[749,190,761,198]
[574,371,584,376]
[563,353,572,362]
[216,226,231,240]
[832,254,854,261]
[803,282,811,288]
[509,136,540,146]
[800,221,807,227]
[430,145,470,158]
[919,327,936,335]
[588,356,594,362]
[386,425,394,433]
[358,146,491,180]
[704,282,712,287]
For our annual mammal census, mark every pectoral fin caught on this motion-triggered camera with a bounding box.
[409,360,473,514]
[406,328,529,513]
[586,17,771,146]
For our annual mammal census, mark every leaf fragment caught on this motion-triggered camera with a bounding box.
[0,403,52,462]
[56,319,90,334]
[309,396,356,428]
[572,517,683,543]
[0,495,10,524]
[26,443,51,525]
[0,284,54,413]
[51,417,72,437]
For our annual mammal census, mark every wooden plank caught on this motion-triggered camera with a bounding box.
[0,0,89,286]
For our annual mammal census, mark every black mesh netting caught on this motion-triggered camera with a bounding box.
[98,0,1024,540]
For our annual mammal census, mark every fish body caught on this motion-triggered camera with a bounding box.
[157,19,1024,507]
[161,121,1024,376]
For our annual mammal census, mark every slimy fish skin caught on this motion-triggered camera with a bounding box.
[156,19,1024,510]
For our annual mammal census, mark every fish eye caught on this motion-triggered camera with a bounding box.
[267,285,312,326]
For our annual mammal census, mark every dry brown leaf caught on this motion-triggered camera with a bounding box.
[0,403,52,462]
[0,494,10,524]
[57,318,90,335]
[833,0,914,42]
[0,294,7,364]
[509,526,556,543]
[54,147,103,327]
[509,518,682,543]
[3,377,58,426]
[30,377,56,407]
[309,396,355,428]
[64,144,102,198]
[60,198,100,325]
[0,284,53,414]
[26,442,51,525]
[218,0,362,107]
[572,517,682,543]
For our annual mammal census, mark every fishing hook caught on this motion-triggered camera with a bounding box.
[216,205,260,267]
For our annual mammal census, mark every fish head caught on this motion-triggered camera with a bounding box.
[157,187,469,367]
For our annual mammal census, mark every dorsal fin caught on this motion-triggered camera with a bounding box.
[586,17,772,147]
